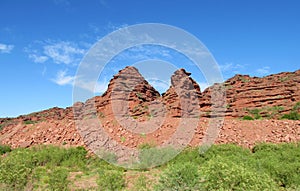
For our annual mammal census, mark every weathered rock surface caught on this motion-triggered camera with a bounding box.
[0,67,299,150]
[200,70,300,118]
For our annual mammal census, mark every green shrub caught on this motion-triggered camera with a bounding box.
[201,144,251,162]
[23,120,36,125]
[0,144,11,155]
[138,147,178,169]
[243,115,254,120]
[281,111,300,120]
[154,162,201,191]
[200,156,277,191]
[249,108,262,119]
[293,102,300,111]
[30,145,87,168]
[48,167,69,191]
[31,166,49,190]
[281,102,300,120]
[97,169,125,191]
[96,149,117,164]
[171,147,205,165]
[132,175,150,191]
[0,149,33,190]
[252,143,300,188]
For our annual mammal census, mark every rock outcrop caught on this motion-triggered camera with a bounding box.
[204,70,300,118]
[0,67,299,150]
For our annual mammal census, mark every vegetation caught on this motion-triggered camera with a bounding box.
[0,143,300,190]
[243,104,300,120]
[154,162,200,190]
[23,120,37,125]
[281,111,300,120]
[97,169,125,191]
[281,102,300,120]
[0,144,11,155]
[242,115,254,120]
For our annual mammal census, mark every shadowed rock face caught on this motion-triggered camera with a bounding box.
[162,68,201,117]
[0,67,299,149]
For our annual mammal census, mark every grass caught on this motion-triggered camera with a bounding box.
[23,120,37,125]
[281,102,300,120]
[243,104,299,120]
[1,143,300,190]
[243,115,254,120]
[0,145,11,155]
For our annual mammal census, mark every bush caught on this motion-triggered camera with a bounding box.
[249,108,262,119]
[154,162,201,191]
[281,111,300,120]
[293,102,300,111]
[243,115,254,120]
[97,169,125,191]
[23,120,36,125]
[30,145,87,168]
[200,156,277,190]
[252,143,300,188]
[171,147,205,165]
[201,144,251,162]
[48,167,69,191]
[96,149,117,164]
[0,144,11,155]
[138,147,178,169]
[132,175,150,191]
[0,149,33,190]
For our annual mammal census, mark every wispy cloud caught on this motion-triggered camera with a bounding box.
[0,43,14,53]
[43,41,85,65]
[217,62,246,80]
[52,70,75,85]
[53,70,109,93]
[28,54,48,63]
[256,66,270,76]
[219,62,245,73]
[26,40,86,65]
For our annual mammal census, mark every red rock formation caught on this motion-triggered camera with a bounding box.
[0,67,299,150]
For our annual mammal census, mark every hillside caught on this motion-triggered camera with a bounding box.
[0,67,299,149]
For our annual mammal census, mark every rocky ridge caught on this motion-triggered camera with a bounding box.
[0,67,300,149]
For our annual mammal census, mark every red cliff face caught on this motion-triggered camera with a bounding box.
[199,70,300,118]
[162,68,201,118]
[0,67,299,149]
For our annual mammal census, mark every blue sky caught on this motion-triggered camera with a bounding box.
[0,0,299,117]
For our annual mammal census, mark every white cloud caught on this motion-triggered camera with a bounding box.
[52,70,75,85]
[51,70,109,94]
[219,62,245,73]
[0,43,14,53]
[43,41,86,65]
[25,40,86,65]
[28,54,48,63]
[256,66,270,76]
